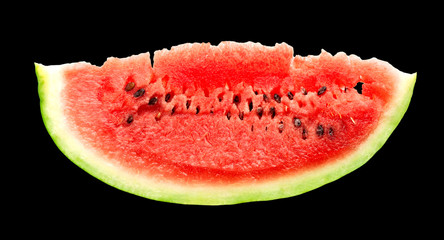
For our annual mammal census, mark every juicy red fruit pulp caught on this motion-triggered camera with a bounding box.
[63,42,395,185]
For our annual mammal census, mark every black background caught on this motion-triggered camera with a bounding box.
[18,3,437,236]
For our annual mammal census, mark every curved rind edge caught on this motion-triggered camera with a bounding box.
[35,60,416,205]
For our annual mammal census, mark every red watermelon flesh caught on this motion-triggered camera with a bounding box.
[36,42,416,204]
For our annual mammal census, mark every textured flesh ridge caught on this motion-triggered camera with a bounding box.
[63,42,398,186]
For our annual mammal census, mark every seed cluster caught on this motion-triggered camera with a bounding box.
[123,81,337,139]
[245,86,330,138]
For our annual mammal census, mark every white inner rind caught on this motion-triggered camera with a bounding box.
[35,58,416,205]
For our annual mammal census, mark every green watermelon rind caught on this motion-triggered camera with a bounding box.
[35,59,416,205]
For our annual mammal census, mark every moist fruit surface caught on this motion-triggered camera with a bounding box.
[35,41,416,204]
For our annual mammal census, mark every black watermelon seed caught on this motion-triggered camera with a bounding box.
[227,111,231,120]
[317,86,327,96]
[316,124,324,136]
[165,93,171,102]
[302,128,308,140]
[239,111,244,120]
[301,87,307,95]
[270,107,276,119]
[171,106,176,115]
[234,95,240,103]
[287,91,294,100]
[133,88,145,98]
[274,93,281,103]
[125,82,135,91]
[263,94,269,102]
[293,117,301,128]
[126,114,134,124]
[257,107,263,118]
[186,100,191,109]
[329,127,334,136]
[278,122,284,133]
[249,101,253,112]
[148,97,158,105]
[196,106,200,114]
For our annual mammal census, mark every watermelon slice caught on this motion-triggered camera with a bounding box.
[35,41,416,205]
